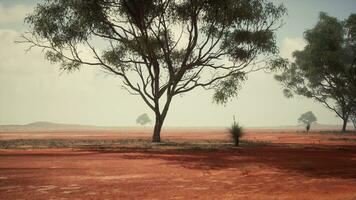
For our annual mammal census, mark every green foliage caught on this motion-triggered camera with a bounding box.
[213,72,246,104]
[272,12,356,131]
[346,14,356,44]
[25,0,112,47]
[136,113,152,126]
[229,117,244,146]
[25,0,286,79]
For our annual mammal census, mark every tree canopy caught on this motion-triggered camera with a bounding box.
[272,12,356,132]
[23,0,286,142]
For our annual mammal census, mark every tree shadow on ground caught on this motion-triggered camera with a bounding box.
[86,143,356,180]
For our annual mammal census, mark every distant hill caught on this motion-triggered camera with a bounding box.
[0,121,115,132]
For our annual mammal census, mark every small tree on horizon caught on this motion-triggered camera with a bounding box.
[136,113,152,126]
[298,111,317,133]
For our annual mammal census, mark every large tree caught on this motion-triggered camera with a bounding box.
[272,13,356,132]
[23,0,286,142]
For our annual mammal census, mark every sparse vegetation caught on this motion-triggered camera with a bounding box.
[0,139,150,149]
[318,130,356,135]
[0,138,268,150]
[328,137,356,142]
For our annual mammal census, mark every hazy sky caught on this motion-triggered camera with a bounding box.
[0,0,355,127]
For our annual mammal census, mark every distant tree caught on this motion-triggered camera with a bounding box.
[272,13,356,132]
[298,111,317,133]
[136,113,152,126]
[22,0,286,142]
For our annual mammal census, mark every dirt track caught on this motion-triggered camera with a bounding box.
[1,130,356,199]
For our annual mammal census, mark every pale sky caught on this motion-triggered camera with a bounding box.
[0,0,355,127]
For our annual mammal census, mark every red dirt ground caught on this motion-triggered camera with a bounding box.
[1,129,356,200]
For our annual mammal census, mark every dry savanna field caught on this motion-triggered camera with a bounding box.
[1,0,356,200]
[1,128,356,200]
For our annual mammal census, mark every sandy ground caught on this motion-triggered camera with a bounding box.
[1,129,356,199]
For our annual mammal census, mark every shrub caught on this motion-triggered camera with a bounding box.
[229,117,244,146]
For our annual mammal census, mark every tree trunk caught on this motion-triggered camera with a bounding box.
[234,136,239,146]
[151,94,172,143]
[342,118,348,132]
[152,116,162,142]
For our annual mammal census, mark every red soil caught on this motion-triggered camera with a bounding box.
[1,130,356,199]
